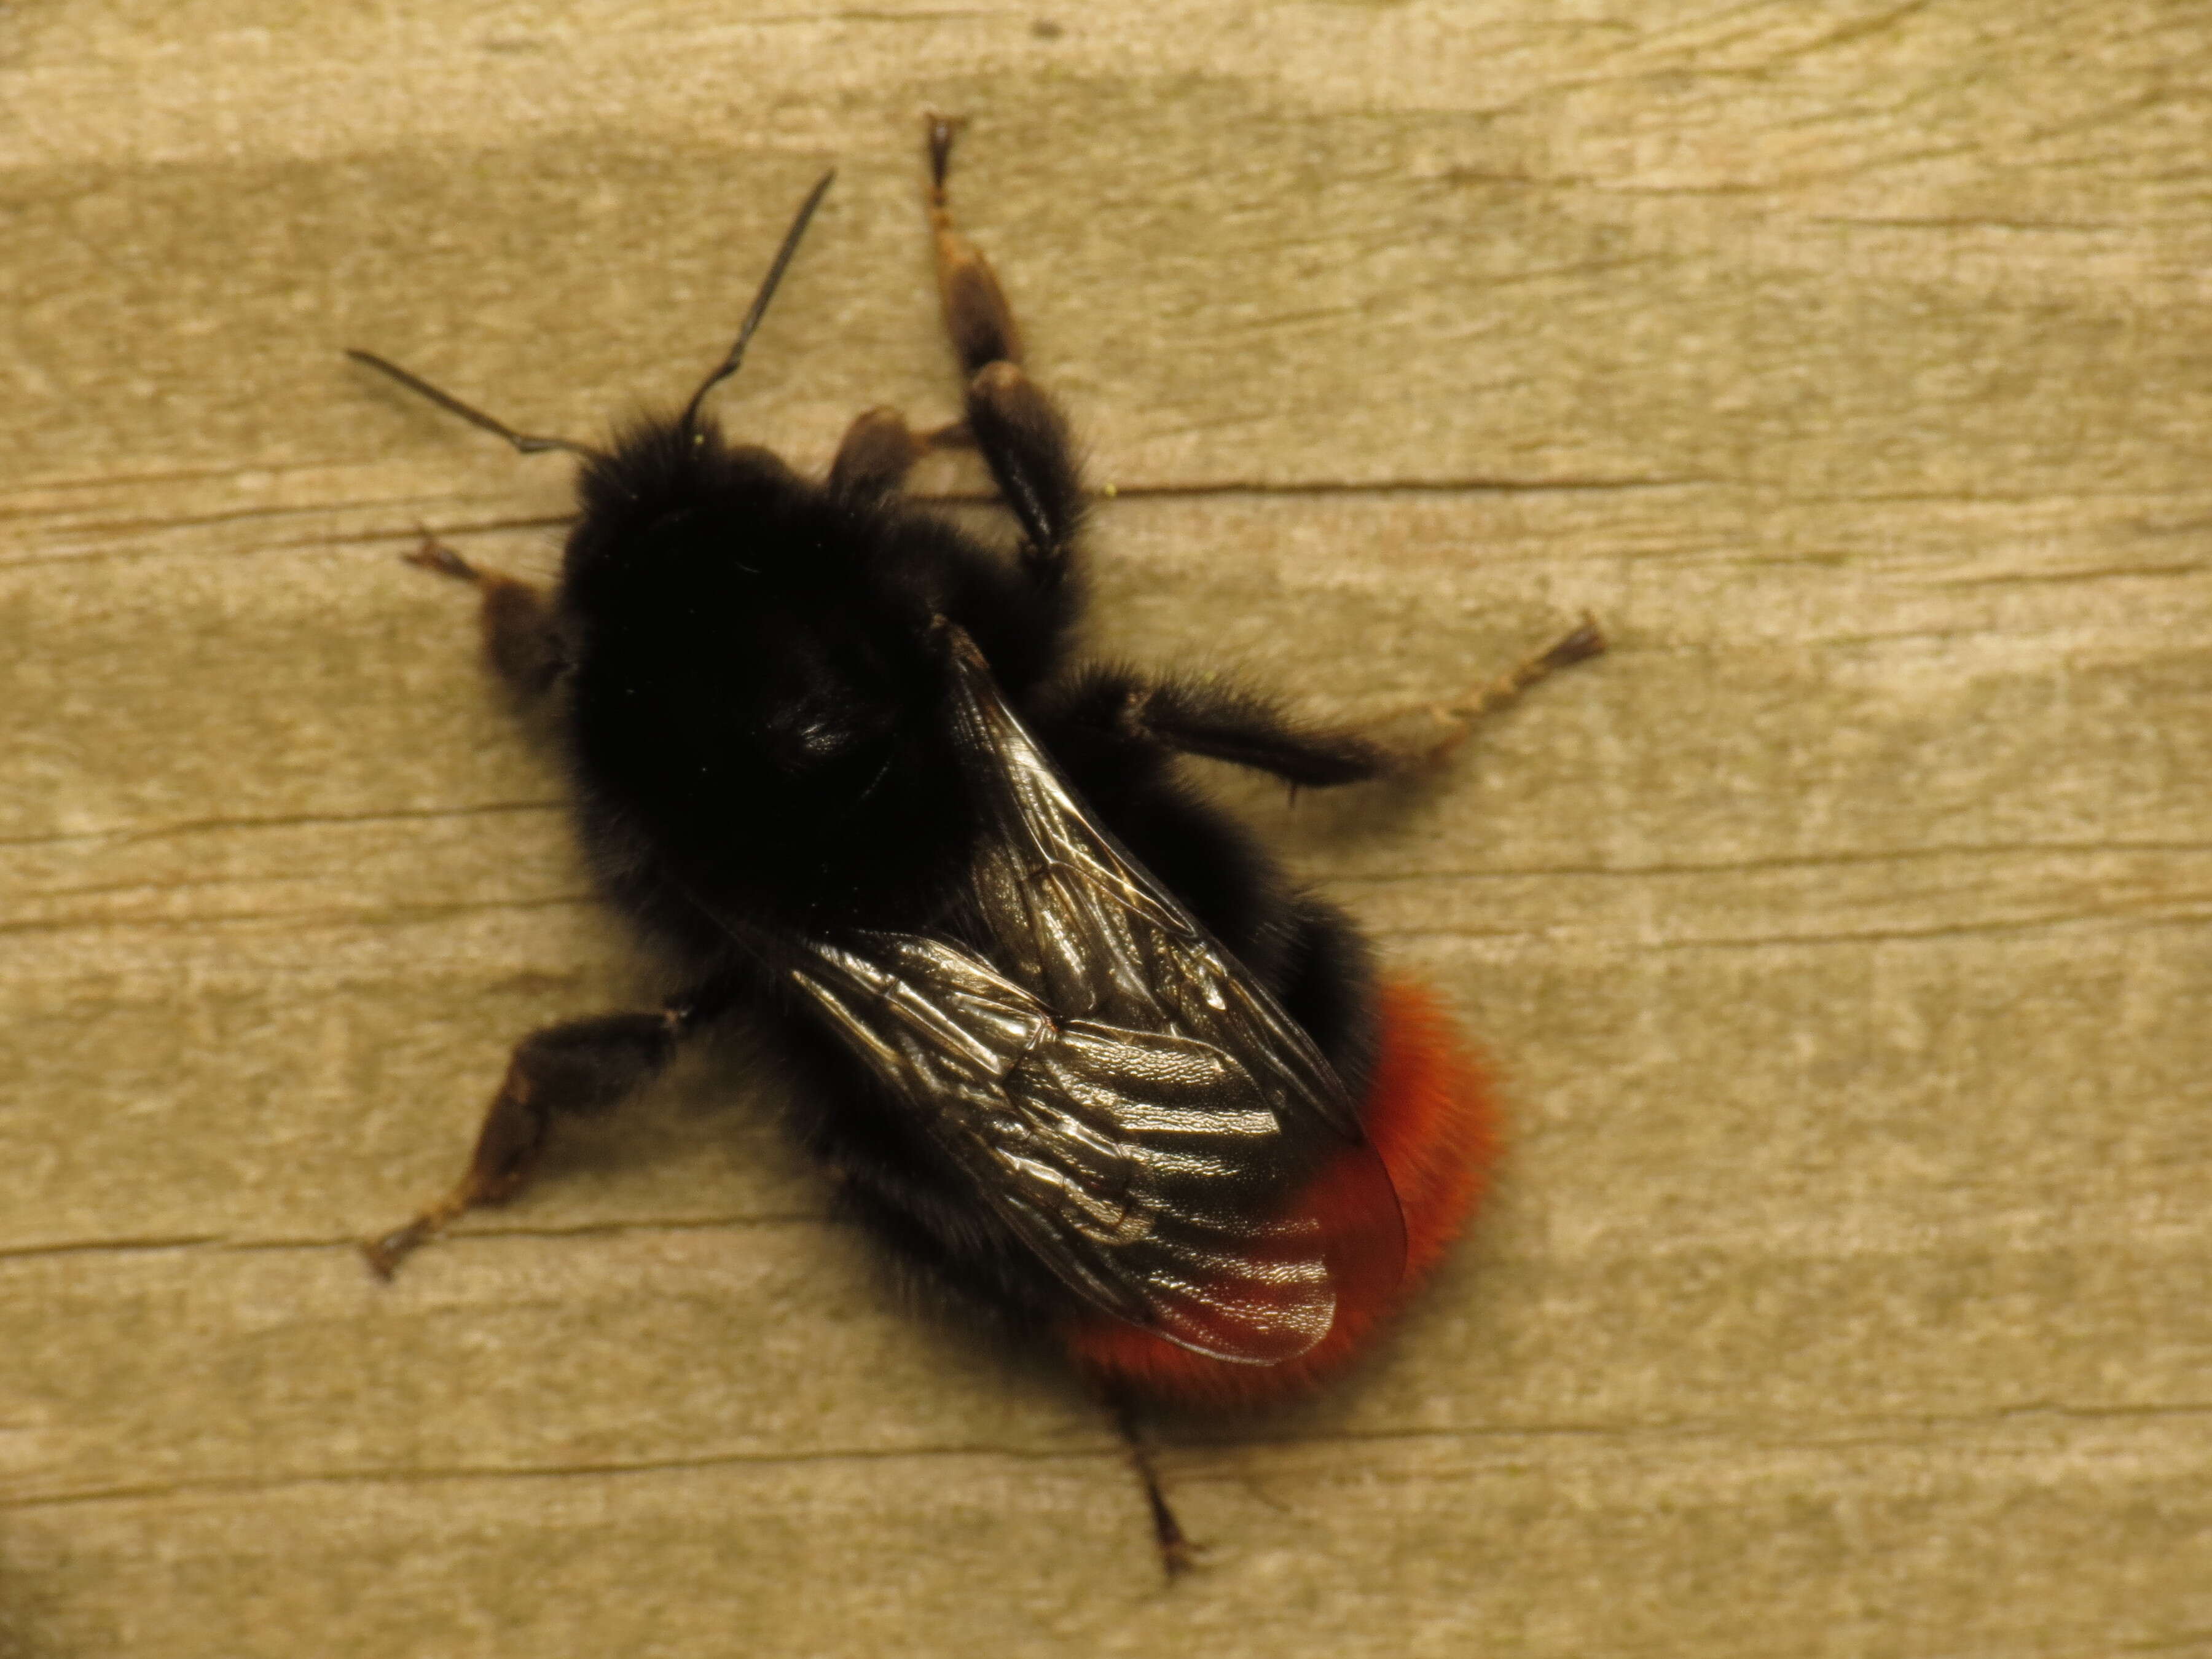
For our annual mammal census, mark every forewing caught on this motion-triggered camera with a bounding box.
[779,630,1405,1364]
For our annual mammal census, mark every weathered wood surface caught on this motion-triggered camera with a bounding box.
[4,3,2210,1655]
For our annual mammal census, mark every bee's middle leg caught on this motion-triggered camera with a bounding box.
[361,1002,695,1279]
[1357,616,1607,767]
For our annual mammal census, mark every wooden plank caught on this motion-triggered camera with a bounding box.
[4,3,2210,1655]
[6,1422,2210,1657]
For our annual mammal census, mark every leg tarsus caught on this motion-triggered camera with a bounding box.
[404,534,480,583]
[1107,1396,1202,1583]
[1515,613,1607,688]
[1367,613,1606,768]
[404,532,567,697]
[361,1006,686,1280]
[925,112,1022,375]
[925,111,967,198]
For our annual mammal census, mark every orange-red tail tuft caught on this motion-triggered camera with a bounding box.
[1062,978,1502,1409]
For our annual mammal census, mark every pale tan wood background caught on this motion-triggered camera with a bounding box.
[4,2,2210,1655]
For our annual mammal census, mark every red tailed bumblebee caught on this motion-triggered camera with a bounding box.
[351,117,1602,1572]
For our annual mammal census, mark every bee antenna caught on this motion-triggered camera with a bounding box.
[678,168,837,433]
[345,349,597,460]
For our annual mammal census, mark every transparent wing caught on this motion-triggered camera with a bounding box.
[780,627,1405,1364]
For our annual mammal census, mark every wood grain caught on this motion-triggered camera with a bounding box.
[4,3,2209,1655]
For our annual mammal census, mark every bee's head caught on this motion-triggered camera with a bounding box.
[555,410,943,804]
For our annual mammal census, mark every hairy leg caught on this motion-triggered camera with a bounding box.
[924,115,1087,585]
[361,1002,692,1277]
[406,535,567,700]
[1043,614,1604,792]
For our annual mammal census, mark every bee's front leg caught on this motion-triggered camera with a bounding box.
[405,534,568,700]
[923,114,1086,586]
